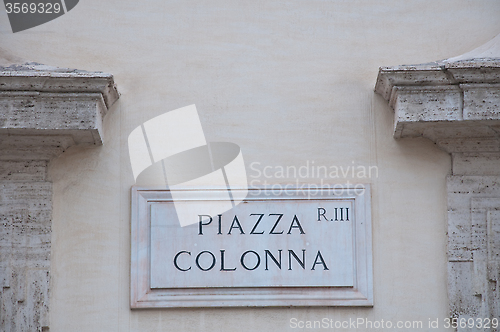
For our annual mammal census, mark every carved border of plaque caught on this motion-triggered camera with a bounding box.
[130,186,373,308]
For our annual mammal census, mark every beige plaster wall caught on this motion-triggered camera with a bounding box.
[1,0,500,330]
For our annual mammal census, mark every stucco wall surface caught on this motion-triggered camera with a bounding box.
[1,1,500,331]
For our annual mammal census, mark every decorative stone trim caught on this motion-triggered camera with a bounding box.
[375,46,500,330]
[0,63,119,155]
[0,63,118,331]
[375,60,500,153]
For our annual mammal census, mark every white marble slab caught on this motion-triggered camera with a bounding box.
[131,186,373,308]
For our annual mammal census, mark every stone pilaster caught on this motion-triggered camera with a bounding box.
[375,51,500,330]
[0,63,118,331]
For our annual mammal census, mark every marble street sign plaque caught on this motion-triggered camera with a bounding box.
[131,186,372,308]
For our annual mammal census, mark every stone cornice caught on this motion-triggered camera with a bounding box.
[0,62,119,108]
[374,59,500,153]
[0,63,119,159]
[375,60,500,100]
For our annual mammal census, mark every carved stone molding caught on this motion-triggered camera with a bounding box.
[375,35,500,331]
[0,63,118,331]
[0,63,119,160]
[375,60,500,154]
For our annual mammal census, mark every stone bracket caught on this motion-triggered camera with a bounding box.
[0,62,118,331]
[375,48,500,331]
